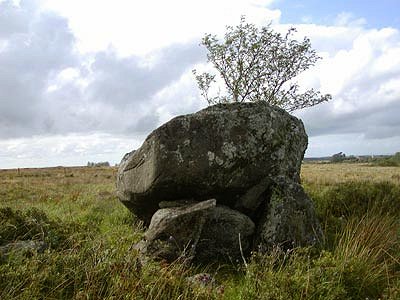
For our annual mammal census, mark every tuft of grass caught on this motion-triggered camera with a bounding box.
[0,207,92,250]
[306,181,400,248]
[332,214,400,299]
[0,237,216,299]
[227,214,399,300]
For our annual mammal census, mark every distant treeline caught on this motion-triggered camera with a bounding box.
[87,161,110,167]
[369,152,400,167]
[304,152,400,166]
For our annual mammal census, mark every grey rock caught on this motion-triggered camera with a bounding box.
[159,199,197,209]
[187,273,224,295]
[137,200,255,263]
[196,206,255,262]
[117,102,307,224]
[235,177,272,216]
[255,176,324,251]
[0,240,47,259]
[118,101,323,260]
[187,273,217,289]
[138,199,216,262]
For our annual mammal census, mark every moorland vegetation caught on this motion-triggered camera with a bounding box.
[0,163,399,299]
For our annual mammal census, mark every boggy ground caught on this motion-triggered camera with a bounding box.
[0,163,399,299]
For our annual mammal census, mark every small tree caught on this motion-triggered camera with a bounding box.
[331,152,346,163]
[193,17,331,112]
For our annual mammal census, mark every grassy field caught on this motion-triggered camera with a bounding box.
[0,163,399,299]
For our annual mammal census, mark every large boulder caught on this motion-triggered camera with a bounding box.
[117,101,323,260]
[117,102,307,223]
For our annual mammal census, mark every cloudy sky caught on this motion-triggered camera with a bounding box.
[1,0,399,168]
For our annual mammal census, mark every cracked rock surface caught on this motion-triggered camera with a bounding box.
[117,102,323,262]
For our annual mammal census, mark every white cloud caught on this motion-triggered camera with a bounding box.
[1,1,400,168]
[334,12,366,27]
[0,0,78,138]
[39,0,280,56]
[294,22,400,144]
[152,68,207,123]
[0,0,207,141]
[0,133,140,168]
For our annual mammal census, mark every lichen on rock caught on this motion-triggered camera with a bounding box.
[117,102,323,262]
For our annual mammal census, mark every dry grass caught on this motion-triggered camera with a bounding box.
[334,214,400,297]
[301,163,400,185]
[0,163,399,299]
[0,166,117,219]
